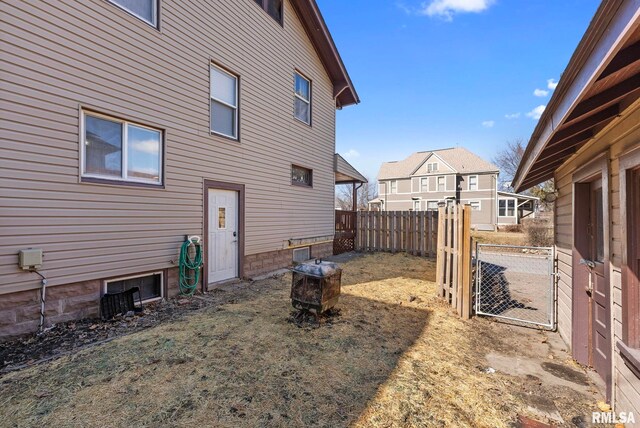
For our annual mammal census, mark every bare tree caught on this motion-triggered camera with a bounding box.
[335,179,377,210]
[493,138,525,191]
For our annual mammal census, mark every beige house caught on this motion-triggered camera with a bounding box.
[375,147,503,230]
[0,0,359,337]
[514,0,639,415]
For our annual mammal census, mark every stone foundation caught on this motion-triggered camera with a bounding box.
[0,242,334,339]
[243,241,334,278]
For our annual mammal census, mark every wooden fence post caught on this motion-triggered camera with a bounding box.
[436,206,445,297]
[461,205,472,319]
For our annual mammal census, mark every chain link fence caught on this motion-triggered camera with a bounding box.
[475,244,555,329]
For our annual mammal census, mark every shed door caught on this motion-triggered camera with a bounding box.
[208,189,238,284]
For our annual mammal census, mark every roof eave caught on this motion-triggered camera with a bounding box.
[513,0,640,192]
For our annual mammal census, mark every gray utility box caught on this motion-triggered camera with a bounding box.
[19,248,43,270]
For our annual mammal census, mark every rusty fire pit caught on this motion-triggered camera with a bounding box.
[290,259,342,313]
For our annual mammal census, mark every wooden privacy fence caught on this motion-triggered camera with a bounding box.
[436,204,473,319]
[356,210,438,257]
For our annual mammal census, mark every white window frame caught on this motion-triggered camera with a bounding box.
[426,200,439,211]
[420,177,428,192]
[390,180,398,194]
[468,175,478,191]
[413,199,421,211]
[498,199,516,217]
[437,176,445,192]
[104,271,164,304]
[108,0,158,27]
[427,162,438,173]
[80,110,163,185]
[210,63,239,140]
[469,201,481,211]
[294,71,311,125]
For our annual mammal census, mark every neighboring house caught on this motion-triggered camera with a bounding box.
[376,147,501,230]
[514,0,639,415]
[0,0,359,337]
[496,191,539,226]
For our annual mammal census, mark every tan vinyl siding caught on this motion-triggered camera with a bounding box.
[553,103,640,415]
[0,0,338,294]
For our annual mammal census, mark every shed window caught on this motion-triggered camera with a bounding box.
[109,0,157,27]
[210,64,238,139]
[254,0,283,24]
[82,112,162,184]
[106,272,162,302]
[292,165,312,187]
[294,72,311,124]
[437,176,445,192]
[499,199,515,216]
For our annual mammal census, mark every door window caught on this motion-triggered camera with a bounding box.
[218,207,226,229]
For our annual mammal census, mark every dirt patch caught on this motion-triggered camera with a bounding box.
[541,362,590,386]
[0,253,603,427]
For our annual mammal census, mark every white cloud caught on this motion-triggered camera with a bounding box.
[526,105,546,120]
[547,78,558,90]
[533,88,549,97]
[481,120,495,128]
[131,139,159,155]
[505,112,521,119]
[419,0,495,20]
[342,149,360,159]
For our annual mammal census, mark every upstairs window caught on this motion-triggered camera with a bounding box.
[292,165,312,187]
[82,111,162,185]
[294,72,311,124]
[254,0,283,24]
[420,177,428,192]
[109,0,158,27]
[437,176,445,192]
[469,175,478,190]
[390,180,397,194]
[427,162,438,172]
[210,64,239,139]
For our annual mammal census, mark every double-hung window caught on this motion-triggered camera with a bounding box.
[294,72,311,124]
[437,176,445,192]
[413,200,421,211]
[211,64,239,139]
[420,177,428,192]
[82,111,162,185]
[109,0,158,27]
[469,175,478,190]
[390,180,397,194]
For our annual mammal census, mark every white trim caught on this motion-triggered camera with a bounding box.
[497,198,517,217]
[436,175,446,192]
[468,174,478,191]
[389,180,398,194]
[468,200,481,211]
[104,271,164,304]
[108,0,158,27]
[210,63,239,139]
[420,176,429,192]
[80,110,163,185]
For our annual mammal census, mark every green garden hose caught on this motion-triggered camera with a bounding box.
[179,237,203,296]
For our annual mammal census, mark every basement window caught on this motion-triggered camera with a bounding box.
[293,247,310,263]
[105,272,163,303]
[82,111,163,185]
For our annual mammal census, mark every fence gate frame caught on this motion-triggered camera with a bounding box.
[475,243,556,330]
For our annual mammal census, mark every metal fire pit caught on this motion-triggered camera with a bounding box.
[291,259,342,313]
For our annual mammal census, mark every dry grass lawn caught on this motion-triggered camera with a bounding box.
[0,253,596,427]
[471,230,527,246]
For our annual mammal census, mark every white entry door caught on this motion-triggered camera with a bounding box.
[208,189,238,284]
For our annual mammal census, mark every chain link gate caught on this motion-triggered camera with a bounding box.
[475,244,556,329]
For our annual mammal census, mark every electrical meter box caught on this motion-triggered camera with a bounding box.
[19,248,43,270]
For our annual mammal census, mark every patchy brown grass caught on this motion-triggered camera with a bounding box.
[0,253,595,427]
[472,230,528,246]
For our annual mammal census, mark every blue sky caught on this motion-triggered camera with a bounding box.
[318,0,601,180]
